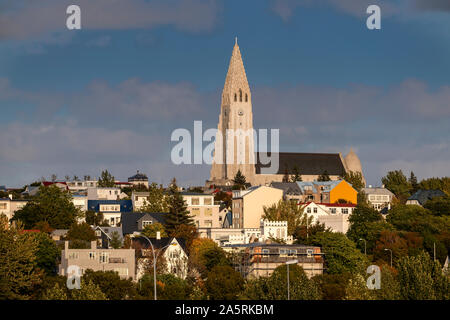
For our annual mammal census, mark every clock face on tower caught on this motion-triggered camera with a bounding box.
[238,109,244,116]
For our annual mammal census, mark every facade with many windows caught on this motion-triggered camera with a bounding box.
[181,192,223,229]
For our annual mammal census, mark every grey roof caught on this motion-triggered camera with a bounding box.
[408,189,446,205]
[270,182,302,195]
[362,187,394,196]
[120,212,166,235]
[132,237,187,252]
[255,152,346,176]
[51,229,69,237]
[94,226,123,241]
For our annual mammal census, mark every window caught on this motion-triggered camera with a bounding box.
[191,208,200,216]
[288,249,297,257]
[234,213,239,219]
[89,252,96,260]
[99,252,109,263]
[330,208,336,214]
[307,207,311,213]
[142,220,153,228]
[342,208,349,214]
[204,197,212,205]
[205,208,212,216]
[204,220,212,228]
[245,93,248,102]
[191,198,200,205]
[239,89,242,102]
[0,203,7,210]
[262,249,269,257]
[234,93,237,102]
[279,249,288,257]
[68,252,79,259]
[95,230,101,237]
[169,250,179,259]
[313,207,317,213]
[306,249,313,258]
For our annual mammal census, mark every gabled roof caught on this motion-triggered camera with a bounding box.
[120,212,166,235]
[270,182,302,195]
[407,189,446,205]
[362,187,394,196]
[94,226,123,241]
[255,152,346,176]
[132,237,187,252]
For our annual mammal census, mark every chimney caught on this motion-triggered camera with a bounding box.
[65,241,69,251]
[156,231,161,240]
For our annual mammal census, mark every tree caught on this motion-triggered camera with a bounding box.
[344,273,375,300]
[170,224,198,253]
[263,200,311,236]
[110,231,123,249]
[42,283,68,300]
[317,170,331,182]
[142,222,167,239]
[342,171,365,192]
[70,279,108,300]
[206,265,244,300]
[282,165,290,183]
[409,171,419,194]
[138,273,190,300]
[244,264,320,300]
[164,179,194,234]
[397,251,450,300]
[98,170,115,188]
[418,177,450,195]
[424,196,450,216]
[232,170,247,190]
[290,165,302,182]
[12,185,80,229]
[83,270,136,300]
[310,232,368,275]
[294,221,332,245]
[382,170,411,202]
[138,183,169,213]
[214,191,232,209]
[33,232,60,275]
[190,238,229,278]
[85,210,105,226]
[0,217,41,299]
[313,273,351,300]
[67,222,97,244]
[50,174,58,182]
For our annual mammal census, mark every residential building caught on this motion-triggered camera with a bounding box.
[87,200,133,227]
[131,191,150,212]
[181,192,224,229]
[0,197,29,221]
[232,186,283,229]
[300,201,356,233]
[72,194,88,212]
[296,180,357,204]
[270,182,303,202]
[362,186,394,212]
[133,236,188,280]
[120,212,166,236]
[87,187,127,201]
[225,243,323,279]
[406,189,446,206]
[94,226,123,249]
[59,240,135,280]
[128,171,149,188]
[66,180,98,193]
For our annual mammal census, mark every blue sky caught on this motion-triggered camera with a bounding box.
[0,0,449,188]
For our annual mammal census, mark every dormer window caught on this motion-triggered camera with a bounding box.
[142,220,152,228]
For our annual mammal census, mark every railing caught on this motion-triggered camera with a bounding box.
[108,257,125,263]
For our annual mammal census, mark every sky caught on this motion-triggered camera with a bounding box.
[0,0,449,188]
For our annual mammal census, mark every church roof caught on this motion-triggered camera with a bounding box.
[222,39,250,103]
[255,152,346,176]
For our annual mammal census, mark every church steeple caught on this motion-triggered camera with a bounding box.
[222,38,250,105]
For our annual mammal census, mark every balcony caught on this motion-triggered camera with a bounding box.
[108,257,126,264]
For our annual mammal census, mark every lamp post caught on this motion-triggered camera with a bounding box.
[140,235,175,300]
[286,259,298,300]
[384,248,393,267]
[359,238,367,256]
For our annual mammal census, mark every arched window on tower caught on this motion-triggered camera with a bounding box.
[245,93,248,102]
[234,93,237,102]
[239,89,242,102]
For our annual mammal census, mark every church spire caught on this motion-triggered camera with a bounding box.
[222,38,250,104]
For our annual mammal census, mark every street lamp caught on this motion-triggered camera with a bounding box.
[286,259,298,301]
[384,248,393,267]
[359,238,367,256]
[140,235,175,300]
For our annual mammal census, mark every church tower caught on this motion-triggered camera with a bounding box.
[210,39,255,185]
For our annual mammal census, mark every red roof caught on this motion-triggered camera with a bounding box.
[42,181,69,190]
[20,229,41,234]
